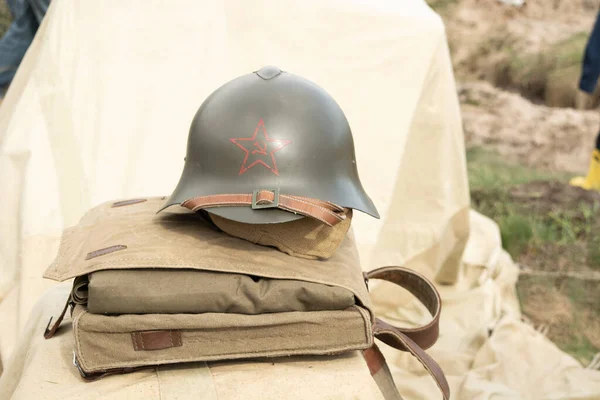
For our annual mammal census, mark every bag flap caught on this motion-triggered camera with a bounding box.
[44,197,372,315]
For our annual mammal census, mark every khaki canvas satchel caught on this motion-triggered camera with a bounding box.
[43,198,449,400]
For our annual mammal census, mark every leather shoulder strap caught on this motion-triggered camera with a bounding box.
[366,266,450,400]
[366,266,441,350]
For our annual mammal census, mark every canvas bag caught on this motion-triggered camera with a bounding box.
[43,197,449,399]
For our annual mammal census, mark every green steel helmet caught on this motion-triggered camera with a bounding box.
[161,66,379,225]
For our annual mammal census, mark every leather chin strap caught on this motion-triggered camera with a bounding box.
[363,266,450,400]
[181,190,346,226]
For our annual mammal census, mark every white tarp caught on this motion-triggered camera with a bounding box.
[0,0,599,399]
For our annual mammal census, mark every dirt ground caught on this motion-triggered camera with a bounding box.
[445,0,600,173]
[510,180,600,212]
[436,0,600,365]
[445,0,599,73]
[461,81,599,173]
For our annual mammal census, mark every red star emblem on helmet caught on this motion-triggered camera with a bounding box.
[230,119,292,176]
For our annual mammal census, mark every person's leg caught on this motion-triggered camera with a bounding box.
[27,0,50,24]
[0,0,38,88]
[570,130,600,190]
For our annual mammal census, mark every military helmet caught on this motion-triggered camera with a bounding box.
[161,66,379,225]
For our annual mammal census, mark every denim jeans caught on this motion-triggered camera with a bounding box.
[0,0,50,88]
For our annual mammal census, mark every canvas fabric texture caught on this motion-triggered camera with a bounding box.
[86,269,356,315]
[43,198,373,318]
[0,284,385,400]
[39,198,447,400]
[43,198,376,375]
[71,304,372,374]
[209,210,352,260]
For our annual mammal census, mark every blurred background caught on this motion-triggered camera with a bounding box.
[427,0,600,366]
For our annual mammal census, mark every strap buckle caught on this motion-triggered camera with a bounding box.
[251,188,280,209]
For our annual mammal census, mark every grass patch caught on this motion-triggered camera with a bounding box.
[517,275,600,365]
[552,32,588,67]
[467,148,587,259]
[508,32,587,80]
[519,31,600,108]
[499,214,533,256]
[563,277,600,313]
[469,148,600,364]
[588,233,600,269]
[467,147,569,189]
[468,148,596,259]
[503,32,589,107]
[563,335,598,365]
[461,31,593,107]
[425,0,458,13]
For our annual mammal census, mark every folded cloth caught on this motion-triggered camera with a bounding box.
[86,269,356,315]
[209,209,352,260]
